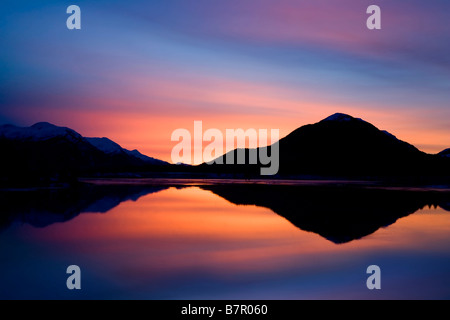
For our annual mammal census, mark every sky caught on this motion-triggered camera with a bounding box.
[1,0,450,163]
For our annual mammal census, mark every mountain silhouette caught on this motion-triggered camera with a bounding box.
[2,115,450,185]
[438,148,450,158]
[0,122,170,185]
[85,137,168,166]
[200,113,450,181]
[2,178,450,243]
[0,183,168,231]
[200,183,450,244]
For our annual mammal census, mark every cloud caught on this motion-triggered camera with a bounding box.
[1,0,449,158]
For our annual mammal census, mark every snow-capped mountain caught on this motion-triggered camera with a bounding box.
[0,122,83,143]
[85,137,169,165]
[0,122,170,185]
[85,137,124,155]
[0,122,168,165]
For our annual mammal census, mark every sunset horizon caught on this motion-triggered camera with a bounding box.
[2,111,449,165]
[2,0,450,304]
[2,1,450,164]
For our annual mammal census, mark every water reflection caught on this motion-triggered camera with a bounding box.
[0,184,168,230]
[2,181,449,244]
[200,184,450,243]
[1,181,450,299]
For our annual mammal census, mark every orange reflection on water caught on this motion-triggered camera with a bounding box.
[31,187,333,275]
[26,187,450,282]
[360,206,450,251]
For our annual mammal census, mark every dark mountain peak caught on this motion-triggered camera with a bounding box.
[285,113,376,141]
[204,112,438,178]
[285,113,381,142]
[0,122,82,142]
[0,122,171,185]
[272,113,430,177]
[30,122,77,135]
[322,113,356,122]
[438,148,450,158]
[319,113,374,129]
[31,122,58,129]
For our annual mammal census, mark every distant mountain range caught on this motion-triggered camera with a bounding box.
[1,114,449,185]
[85,137,168,166]
[0,122,170,185]
[201,113,450,181]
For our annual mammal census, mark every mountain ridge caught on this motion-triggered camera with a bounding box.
[201,113,450,180]
[0,122,170,185]
[1,114,449,184]
[0,122,169,165]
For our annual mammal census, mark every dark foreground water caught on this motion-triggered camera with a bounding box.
[1,180,450,299]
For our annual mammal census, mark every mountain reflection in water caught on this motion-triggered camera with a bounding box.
[2,180,450,299]
[1,181,449,244]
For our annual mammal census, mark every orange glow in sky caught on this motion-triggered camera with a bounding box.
[29,187,450,276]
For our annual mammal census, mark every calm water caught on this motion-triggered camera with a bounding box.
[1,180,450,299]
